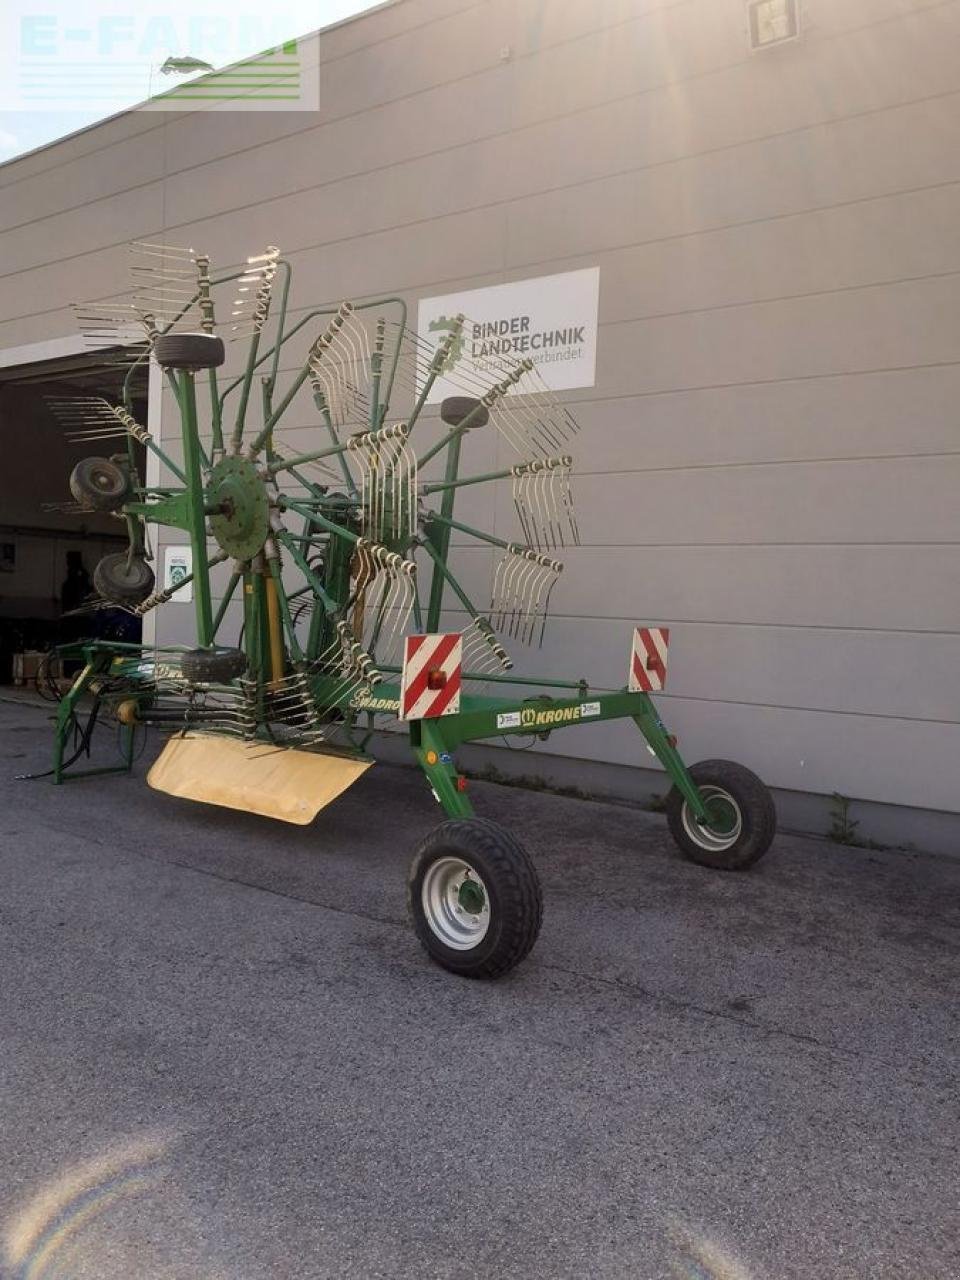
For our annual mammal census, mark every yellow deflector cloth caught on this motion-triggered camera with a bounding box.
[148,733,373,825]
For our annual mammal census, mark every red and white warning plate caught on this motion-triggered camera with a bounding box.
[628,626,669,692]
[400,633,463,720]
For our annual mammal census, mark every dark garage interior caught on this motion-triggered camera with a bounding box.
[0,352,148,687]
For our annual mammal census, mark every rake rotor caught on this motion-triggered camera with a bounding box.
[57,243,585,747]
[45,242,783,985]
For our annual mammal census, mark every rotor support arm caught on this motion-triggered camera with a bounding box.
[423,428,463,632]
[178,371,215,645]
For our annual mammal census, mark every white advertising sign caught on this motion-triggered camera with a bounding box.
[163,545,193,602]
[417,268,600,404]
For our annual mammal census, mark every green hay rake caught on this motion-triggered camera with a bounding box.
[47,243,776,978]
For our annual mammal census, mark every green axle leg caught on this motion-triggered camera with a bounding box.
[631,696,710,823]
[425,430,463,632]
[412,719,475,819]
[52,650,137,784]
[179,371,215,647]
[52,660,98,783]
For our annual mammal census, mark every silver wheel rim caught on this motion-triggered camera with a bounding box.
[421,857,491,951]
[682,785,743,853]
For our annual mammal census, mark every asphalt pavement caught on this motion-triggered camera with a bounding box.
[0,696,957,1279]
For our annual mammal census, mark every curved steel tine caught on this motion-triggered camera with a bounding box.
[499,553,525,638]
[533,563,557,644]
[378,565,413,667]
[525,467,542,550]
[532,461,550,551]
[564,462,581,546]
[512,466,530,547]
[515,555,542,640]
[545,461,560,550]
[515,560,538,645]
[400,433,416,540]
[489,552,511,629]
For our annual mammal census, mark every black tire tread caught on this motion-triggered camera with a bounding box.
[407,816,542,979]
[440,396,489,429]
[69,456,130,512]
[666,758,776,871]
[154,332,226,371]
[180,646,246,683]
[93,553,155,605]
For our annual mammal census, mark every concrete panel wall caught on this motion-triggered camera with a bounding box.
[0,0,957,832]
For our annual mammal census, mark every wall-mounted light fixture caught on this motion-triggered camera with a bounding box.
[747,0,801,50]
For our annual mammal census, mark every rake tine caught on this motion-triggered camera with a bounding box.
[501,557,522,637]
[371,438,384,540]
[132,240,197,259]
[389,436,401,541]
[64,429,127,444]
[461,616,512,678]
[562,460,581,546]
[129,241,206,332]
[369,443,381,538]
[514,554,540,638]
[359,549,415,668]
[494,396,537,455]
[536,462,555,551]
[517,556,544,640]
[228,246,280,338]
[531,564,555,645]
[546,464,563,551]
[548,462,564,550]
[382,561,416,664]
[512,466,534,549]
[489,554,509,631]
[406,437,418,538]
[372,572,400,665]
[489,545,562,645]
[530,462,550,551]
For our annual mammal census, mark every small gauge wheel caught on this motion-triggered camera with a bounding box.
[666,759,777,870]
[69,457,130,512]
[407,818,543,978]
[93,553,155,605]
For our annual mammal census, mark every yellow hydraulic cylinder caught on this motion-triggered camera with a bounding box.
[264,571,285,687]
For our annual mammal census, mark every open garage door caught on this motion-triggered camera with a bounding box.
[0,348,149,687]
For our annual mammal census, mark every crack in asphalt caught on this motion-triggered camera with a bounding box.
[23,812,885,1071]
[15,764,957,1087]
[539,961,857,1059]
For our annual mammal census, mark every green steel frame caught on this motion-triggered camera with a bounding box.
[50,254,714,830]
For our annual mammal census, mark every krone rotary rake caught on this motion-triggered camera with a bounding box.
[48,243,777,978]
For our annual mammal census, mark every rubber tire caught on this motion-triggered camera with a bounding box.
[153,332,226,371]
[180,646,247,683]
[440,396,489,429]
[69,456,130,511]
[407,817,543,979]
[93,553,155,605]
[666,759,777,871]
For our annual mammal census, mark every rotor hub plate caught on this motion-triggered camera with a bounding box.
[207,456,270,559]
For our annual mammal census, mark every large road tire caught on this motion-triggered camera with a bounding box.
[407,818,542,978]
